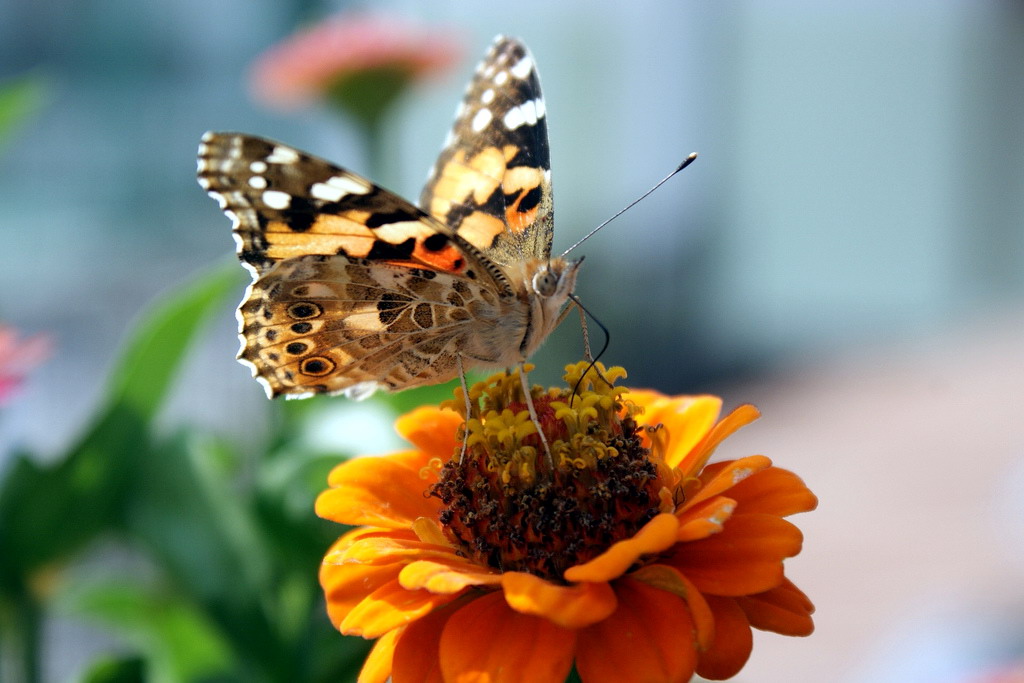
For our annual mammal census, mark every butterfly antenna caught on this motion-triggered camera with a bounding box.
[560,153,698,258]
[568,294,612,406]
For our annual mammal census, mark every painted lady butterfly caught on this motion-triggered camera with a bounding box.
[197,36,580,400]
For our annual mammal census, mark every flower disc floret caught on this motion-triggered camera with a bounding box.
[431,363,664,581]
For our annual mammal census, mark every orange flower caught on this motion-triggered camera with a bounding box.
[249,13,462,114]
[317,362,817,682]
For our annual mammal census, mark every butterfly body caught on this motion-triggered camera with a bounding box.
[198,37,576,399]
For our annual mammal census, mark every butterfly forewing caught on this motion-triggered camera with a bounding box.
[420,37,554,266]
[197,133,482,278]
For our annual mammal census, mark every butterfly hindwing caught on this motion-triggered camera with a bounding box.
[420,36,553,266]
[235,253,507,398]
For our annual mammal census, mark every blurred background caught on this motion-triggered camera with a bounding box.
[1,1,1022,681]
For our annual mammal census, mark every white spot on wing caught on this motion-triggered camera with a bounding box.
[262,190,291,209]
[310,175,371,202]
[248,176,268,190]
[503,100,539,130]
[493,70,509,86]
[481,88,495,104]
[510,55,534,79]
[471,107,493,132]
[208,191,228,209]
[249,161,268,174]
[266,146,300,164]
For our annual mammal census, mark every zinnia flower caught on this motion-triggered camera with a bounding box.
[249,13,462,121]
[0,325,49,404]
[317,362,816,682]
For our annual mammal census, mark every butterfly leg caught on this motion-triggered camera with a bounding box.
[517,363,554,471]
[457,353,472,463]
[576,304,593,361]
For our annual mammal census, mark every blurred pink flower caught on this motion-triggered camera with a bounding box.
[970,663,1024,683]
[249,14,462,114]
[0,325,50,404]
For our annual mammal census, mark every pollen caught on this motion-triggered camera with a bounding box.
[430,362,665,582]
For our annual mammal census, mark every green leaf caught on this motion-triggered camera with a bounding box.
[77,655,146,683]
[122,432,291,679]
[0,264,238,585]
[104,261,240,420]
[62,578,233,683]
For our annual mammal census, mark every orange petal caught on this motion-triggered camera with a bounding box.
[630,564,715,653]
[341,535,460,566]
[735,577,815,636]
[392,605,458,683]
[666,514,802,596]
[676,496,737,542]
[359,627,401,683]
[695,595,753,680]
[564,513,679,583]
[317,449,441,527]
[400,559,501,593]
[340,578,459,638]
[630,392,722,470]
[677,404,760,478]
[726,466,818,517]
[439,592,576,683]
[321,559,404,630]
[576,578,696,683]
[501,571,617,629]
[411,517,452,546]
[683,455,772,510]
[395,405,463,460]
[323,526,407,561]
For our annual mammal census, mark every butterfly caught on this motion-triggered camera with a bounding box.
[197,36,581,401]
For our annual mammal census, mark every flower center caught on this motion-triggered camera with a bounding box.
[429,362,663,582]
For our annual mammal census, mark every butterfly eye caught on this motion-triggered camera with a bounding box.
[532,269,558,296]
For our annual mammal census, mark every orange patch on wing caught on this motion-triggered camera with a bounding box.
[264,230,372,260]
[502,167,543,232]
[456,211,505,250]
[411,240,469,273]
[430,149,504,215]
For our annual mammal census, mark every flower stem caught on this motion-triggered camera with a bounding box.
[1,594,42,683]
[361,113,388,185]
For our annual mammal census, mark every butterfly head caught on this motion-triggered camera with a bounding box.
[531,256,583,299]
[516,256,583,358]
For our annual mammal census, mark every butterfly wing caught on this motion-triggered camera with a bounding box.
[233,254,514,398]
[420,36,554,265]
[198,132,494,279]
[197,133,518,398]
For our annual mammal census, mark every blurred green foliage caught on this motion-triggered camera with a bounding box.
[0,72,49,145]
[0,264,374,682]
